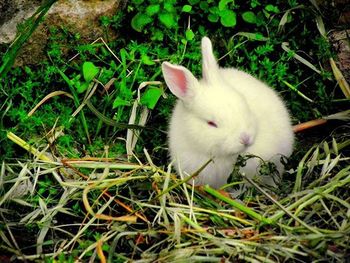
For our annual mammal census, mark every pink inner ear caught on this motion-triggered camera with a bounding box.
[171,67,188,97]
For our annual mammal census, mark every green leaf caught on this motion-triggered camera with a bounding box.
[185,28,195,40]
[146,4,160,16]
[208,13,219,22]
[199,1,209,10]
[76,81,89,94]
[250,0,259,8]
[131,13,153,32]
[265,4,279,13]
[112,97,132,109]
[209,6,219,14]
[151,29,164,41]
[219,0,233,11]
[242,11,256,24]
[164,2,175,13]
[188,0,200,4]
[278,10,293,32]
[235,32,269,41]
[132,0,144,4]
[158,12,176,28]
[140,87,163,109]
[82,62,99,82]
[182,5,192,12]
[141,54,155,65]
[219,10,236,27]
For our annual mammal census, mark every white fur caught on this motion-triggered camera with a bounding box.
[162,37,294,188]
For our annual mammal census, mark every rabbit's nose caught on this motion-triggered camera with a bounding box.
[239,132,252,146]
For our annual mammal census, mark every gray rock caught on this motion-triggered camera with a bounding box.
[0,0,121,65]
[0,0,42,43]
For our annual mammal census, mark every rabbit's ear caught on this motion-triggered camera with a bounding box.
[162,62,198,99]
[201,37,219,82]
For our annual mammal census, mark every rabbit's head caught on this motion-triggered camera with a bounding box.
[162,37,257,157]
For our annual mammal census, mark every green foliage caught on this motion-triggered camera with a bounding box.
[128,0,288,40]
[82,62,99,83]
[242,11,257,24]
[140,87,163,110]
[0,0,343,166]
[130,0,178,32]
[131,13,153,32]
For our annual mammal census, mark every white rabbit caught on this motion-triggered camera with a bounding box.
[162,37,294,189]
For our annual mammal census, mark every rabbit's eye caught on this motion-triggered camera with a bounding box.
[207,121,218,128]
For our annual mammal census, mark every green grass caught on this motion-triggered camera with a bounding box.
[0,138,349,261]
[0,0,349,261]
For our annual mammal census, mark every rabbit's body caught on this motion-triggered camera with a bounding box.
[163,37,294,188]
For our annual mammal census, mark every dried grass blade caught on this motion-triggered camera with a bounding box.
[292,119,327,133]
[292,110,350,133]
[95,213,137,222]
[83,184,138,223]
[0,212,22,253]
[154,159,212,200]
[281,42,321,74]
[0,164,29,206]
[63,197,115,251]
[63,160,146,170]
[85,100,145,129]
[126,81,161,158]
[324,109,350,120]
[27,91,74,117]
[278,5,304,32]
[104,191,149,223]
[329,58,350,98]
[101,77,117,94]
[97,239,107,263]
[20,209,42,224]
[6,132,53,162]
[36,224,49,254]
[315,13,326,38]
[126,100,149,158]
[319,198,341,229]
[0,161,4,188]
